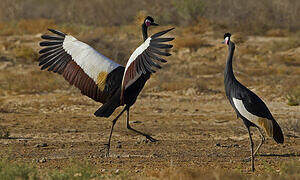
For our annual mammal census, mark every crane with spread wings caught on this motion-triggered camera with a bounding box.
[38,16,174,156]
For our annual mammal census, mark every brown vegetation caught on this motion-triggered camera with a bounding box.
[0,0,299,34]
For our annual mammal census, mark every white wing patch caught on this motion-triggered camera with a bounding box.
[233,97,260,125]
[63,35,120,83]
[122,37,151,89]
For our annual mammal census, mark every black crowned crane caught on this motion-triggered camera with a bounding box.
[38,16,174,156]
[222,33,284,172]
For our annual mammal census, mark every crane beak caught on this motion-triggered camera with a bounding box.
[151,22,159,26]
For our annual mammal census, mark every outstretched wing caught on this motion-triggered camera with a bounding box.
[120,28,175,103]
[38,29,123,103]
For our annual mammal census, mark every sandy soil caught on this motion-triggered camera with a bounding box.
[0,32,299,177]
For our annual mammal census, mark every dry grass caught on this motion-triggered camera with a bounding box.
[0,157,298,179]
[286,86,300,106]
[266,29,290,37]
[146,161,300,180]
[174,36,211,51]
[0,19,84,36]
[17,19,56,34]
[0,70,68,95]
[13,45,38,64]
[0,0,299,34]
[0,125,10,139]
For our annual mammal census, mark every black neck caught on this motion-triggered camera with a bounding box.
[142,23,148,41]
[224,41,236,82]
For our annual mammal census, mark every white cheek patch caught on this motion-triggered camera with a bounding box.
[233,97,260,125]
[145,19,151,26]
[224,37,229,44]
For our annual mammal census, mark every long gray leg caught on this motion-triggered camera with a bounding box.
[247,126,255,172]
[253,127,265,156]
[103,107,127,157]
[126,107,158,142]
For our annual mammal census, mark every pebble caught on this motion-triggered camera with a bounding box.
[37,157,47,163]
[115,169,120,174]
[74,173,82,177]
[130,121,142,124]
[233,144,239,147]
[34,143,48,148]
[185,88,197,96]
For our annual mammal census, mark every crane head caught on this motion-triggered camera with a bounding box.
[222,32,231,45]
[144,16,159,27]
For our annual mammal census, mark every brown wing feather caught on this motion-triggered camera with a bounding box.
[61,61,108,103]
[38,30,113,103]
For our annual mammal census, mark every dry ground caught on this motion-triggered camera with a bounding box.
[0,26,299,179]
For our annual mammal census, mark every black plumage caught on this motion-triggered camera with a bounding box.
[95,18,174,156]
[223,33,284,172]
[38,16,174,157]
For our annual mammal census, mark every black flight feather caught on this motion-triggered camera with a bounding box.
[48,29,66,37]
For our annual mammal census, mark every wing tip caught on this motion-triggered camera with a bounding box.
[47,28,66,37]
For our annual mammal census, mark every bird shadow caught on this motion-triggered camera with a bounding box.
[259,153,300,157]
[0,136,33,140]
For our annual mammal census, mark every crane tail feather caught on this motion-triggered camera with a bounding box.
[94,90,121,118]
[272,120,284,144]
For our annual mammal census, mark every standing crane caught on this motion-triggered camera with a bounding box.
[38,16,174,156]
[222,33,284,171]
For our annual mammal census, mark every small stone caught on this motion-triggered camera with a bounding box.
[115,169,120,174]
[154,108,163,113]
[74,173,82,177]
[233,144,239,147]
[101,169,106,172]
[64,129,78,133]
[151,153,160,158]
[130,121,142,124]
[34,143,48,148]
[38,157,47,163]
[185,88,196,96]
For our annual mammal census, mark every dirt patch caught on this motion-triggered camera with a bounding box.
[0,28,299,178]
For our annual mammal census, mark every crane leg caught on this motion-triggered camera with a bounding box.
[126,107,158,142]
[247,127,255,172]
[102,107,127,157]
[253,127,265,156]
